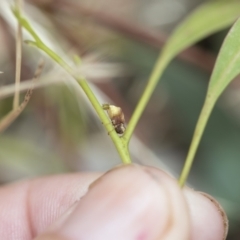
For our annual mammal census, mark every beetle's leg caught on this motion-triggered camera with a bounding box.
[107,128,115,135]
[101,121,115,135]
[102,103,110,110]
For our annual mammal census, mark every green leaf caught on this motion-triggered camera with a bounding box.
[163,1,240,60]
[208,18,240,99]
[179,17,240,187]
[125,0,240,142]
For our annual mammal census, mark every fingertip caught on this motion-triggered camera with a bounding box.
[199,192,228,240]
[184,188,228,240]
[36,164,190,240]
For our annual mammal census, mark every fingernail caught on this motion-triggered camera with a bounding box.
[184,189,228,240]
[199,192,228,240]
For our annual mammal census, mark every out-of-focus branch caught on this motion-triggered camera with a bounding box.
[13,0,23,109]
[41,0,216,73]
[0,60,44,133]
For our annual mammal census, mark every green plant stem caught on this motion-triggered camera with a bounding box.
[13,7,131,164]
[123,53,171,145]
[178,94,215,187]
[76,77,131,164]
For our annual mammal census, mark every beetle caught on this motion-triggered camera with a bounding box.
[102,103,126,134]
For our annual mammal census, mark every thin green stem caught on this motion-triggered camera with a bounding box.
[123,52,171,145]
[12,7,131,164]
[178,94,215,187]
[76,77,131,164]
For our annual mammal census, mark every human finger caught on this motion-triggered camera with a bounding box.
[36,164,190,240]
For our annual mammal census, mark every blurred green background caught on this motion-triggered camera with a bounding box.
[0,0,240,238]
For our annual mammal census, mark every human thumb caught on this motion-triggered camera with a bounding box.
[35,164,190,240]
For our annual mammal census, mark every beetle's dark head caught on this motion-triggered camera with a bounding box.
[115,123,126,134]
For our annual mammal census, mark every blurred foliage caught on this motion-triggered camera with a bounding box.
[45,85,87,147]
[0,134,68,182]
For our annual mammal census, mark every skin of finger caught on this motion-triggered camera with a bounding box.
[183,189,228,240]
[36,164,190,240]
[141,167,191,240]
[0,173,101,240]
[0,165,227,240]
